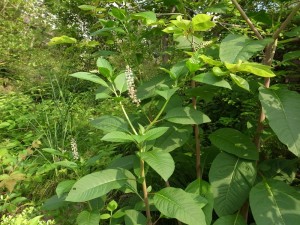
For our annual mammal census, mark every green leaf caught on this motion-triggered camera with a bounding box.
[250,179,300,225]
[209,153,256,216]
[186,179,214,225]
[48,35,77,46]
[97,57,113,78]
[101,131,134,143]
[54,160,77,169]
[124,209,147,225]
[259,86,300,157]
[131,11,157,25]
[212,67,228,76]
[213,214,247,225]
[200,55,223,66]
[154,187,207,225]
[70,72,108,87]
[56,180,76,198]
[107,200,118,212]
[77,211,100,225]
[230,73,250,91]
[66,169,136,202]
[142,127,169,141]
[140,149,175,181]
[225,62,276,77]
[209,128,258,160]
[41,148,63,156]
[155,86,178,100]
[90,115,128,133]
[153,124,192,152]
[78,5,96,11]
[42,195,67,210]
[164,107,211,125]
[170,61,189,79]
[220,34,271,63]
[193,72,232,89]
[185,85,219,103]
[114,72,128,93]
[283,50,300,62]
[95,86,112,99]
[192,14,215,31]
[110,8,126,20]
[100,214,111,220]
[107,155,137,170]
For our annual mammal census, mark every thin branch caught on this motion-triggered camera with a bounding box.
[231,0,263,40]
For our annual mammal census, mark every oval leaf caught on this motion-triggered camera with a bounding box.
[70,72,108,87]
[209,128,258,160]
[250,179,300,225]
[56,180,76,198]
[66,169,136,202]
[259,86,300,157]
[193,72,232,89]
[101,131,134,143]
[230,73,250,91]
[164,107,211,125]
[154,187,207,225]
[90,116,128,133]
[220,34,271,63]
[209,153,256,216]
[186,179,214,225]
[140,150,175,181]
[77,211,100,225]
[97,57,113,78]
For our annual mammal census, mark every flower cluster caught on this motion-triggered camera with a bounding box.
[71,137,79,160]
[196,40,213,50]
[125,65,141,106]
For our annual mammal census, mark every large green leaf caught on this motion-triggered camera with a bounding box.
[114,72,127,93]
[153,124,192,152]
[124,209,147,225]
[186,179,214,225]
[259,86,300,157]
[250,179,300,225]
[142,127,169,141]
[66,169,136,202]
[78,5,96,11]
[56,180,76,198]
[131,11,157,25]
[185,85,219,103]
[77,211,100,225]
[154,187,207,225]
[193,72,232,89]
[220,34,270,63]
[209,153,256,216]
[107,155,137,170]
[97,57,113,78]
[209,128,258,160]
[192,14,215,31]
[164,107,211,125]
[101,131,134,143]
[213,214,247,225]
[225,62,275,77]
[140,149,175,181]
[90,115,129,133]
[230,73,249,91]
[70,72,108,87]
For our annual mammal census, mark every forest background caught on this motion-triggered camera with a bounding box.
[1,0,300,225]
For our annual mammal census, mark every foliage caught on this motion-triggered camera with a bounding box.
[1,0,300,225]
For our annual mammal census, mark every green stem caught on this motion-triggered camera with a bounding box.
[146,99,170,131]
[120,102,138,135]
[140,157,152,225]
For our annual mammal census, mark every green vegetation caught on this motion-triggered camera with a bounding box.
[1,0,300,225]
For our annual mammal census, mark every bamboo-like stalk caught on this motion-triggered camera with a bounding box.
[140,159,152,225]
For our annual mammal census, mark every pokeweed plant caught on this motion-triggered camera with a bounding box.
[57,6,300,225]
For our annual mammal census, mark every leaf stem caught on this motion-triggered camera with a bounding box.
[146,98,170,131]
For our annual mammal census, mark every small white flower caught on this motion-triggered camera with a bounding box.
[125,65,141,106]
[71,138,79,160]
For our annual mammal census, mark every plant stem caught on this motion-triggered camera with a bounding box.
[146,98,170,131]
[120,102,138,135]
[140,158,152,225]
[192,80,201,179]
